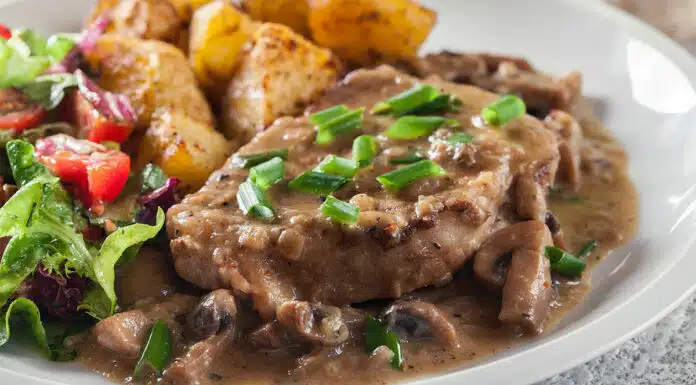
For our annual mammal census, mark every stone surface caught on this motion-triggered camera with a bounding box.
[538,295,696,385]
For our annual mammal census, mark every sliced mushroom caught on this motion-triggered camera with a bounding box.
[276,301,349,346]
[514,156,559,222]
[93,310,152,358]
[164,328,236,384]
[383,300,459,347]
[248,321,307,351]
[186,289,238,342]
[514,174,548,222]
[545,211,567,250]
[473,220,553,334]
[544,110,583,192]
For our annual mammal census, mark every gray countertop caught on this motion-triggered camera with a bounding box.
[538,294,696,385]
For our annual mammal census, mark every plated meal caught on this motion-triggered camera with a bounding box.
[0,0,639,385]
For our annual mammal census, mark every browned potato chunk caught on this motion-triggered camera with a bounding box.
[87,0,183,43]
[85,34,214,129]
[222,23,342,143]
[168,0,216,23]
[240,0,310,36]
[139,110,232,190]
[189,1,257,98]
[308,0,437,65]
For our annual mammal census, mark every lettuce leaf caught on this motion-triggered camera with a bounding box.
[89,208,165,318]
[0,298,91,361]
[19,74,77,110]
[0,234,50,306]
[0,298,50,357]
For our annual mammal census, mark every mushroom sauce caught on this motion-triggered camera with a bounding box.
[75,77,637,385]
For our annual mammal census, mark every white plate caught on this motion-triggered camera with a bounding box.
[1,0,696,384]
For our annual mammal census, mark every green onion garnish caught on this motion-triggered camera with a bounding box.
[249,157,284,189]
[372,84,462,116]
[315,107,365,145]
[288,171,348,195]
[321,195,360,224]
[364,314,403,370]
[235,148,289,168]
[372,84,440,115]
[134,321,172,378]
[389,149,425,164]
[446,132,473,145]
[577,240,598,259]
[377,160,446,191]
[410,93,462,115]
[310,104,350,126]
[314,155,358,178]
[237,180,275,220]
[352,135,378,168]
[481,95,526,126]
[545,246,587,277]
[384,116,460,140]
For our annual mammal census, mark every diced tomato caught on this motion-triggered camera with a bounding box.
[0,88,46,132]
[72,71,136,144]
[0,25,11,40]
[35,134,131,208]
[73,91,134,144]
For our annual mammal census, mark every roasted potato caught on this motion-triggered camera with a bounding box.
[308,0,437,65]
[189,1,257,97]
[87,0,183,43]
[240,0,310,36]
[85,34,214,129]
[222,23,342,142]
[139,110,231,190]
[168,0,215,23]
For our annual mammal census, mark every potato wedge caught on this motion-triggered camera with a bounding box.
[139,110,232,190]
[308,0,437,65]
[222,23,342,142]
[168,0,215,23]
[189,1,256,97]
[87,0,183,43]
[240,0,310,36]
[85,34,214,129]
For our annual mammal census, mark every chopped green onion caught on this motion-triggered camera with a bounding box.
[310,105,350,126]
[389,149,425,165]
[315,107,365,145]
[384,116,460,140]
[249,157,285,189]
[377,160,446,191]
[352,135,378,168]
[410,93,462,115]
[237,180,275,220]
[446,132,473,146]
[235,148,289,168]
[288,171,348,195]
[481,95,526,126]
[134,321,172,378]
[544,246,587,277]
[321,196,360,224]
[364,314,403,370]
[372,84,440,115]
[577,240,598,259]
[372,84,462,117]
[314,155,357,178]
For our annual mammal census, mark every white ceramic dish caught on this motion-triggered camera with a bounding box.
[1,0,696,384]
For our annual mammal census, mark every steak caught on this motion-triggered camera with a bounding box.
[167,66,559,319]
